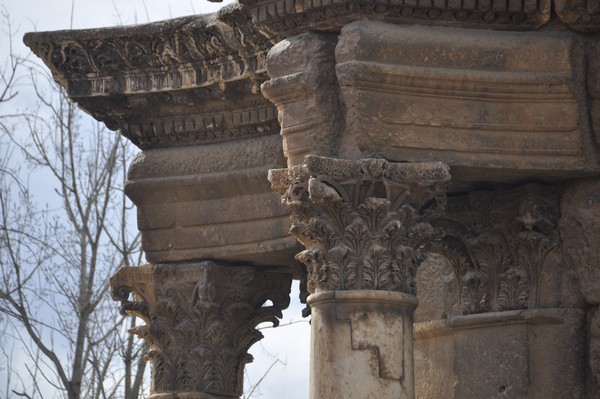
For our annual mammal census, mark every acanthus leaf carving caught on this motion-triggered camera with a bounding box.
[431,184,560,315]
[498,267,529,311]
[461,270,490,314]
[269,156,450,295]
[110,261,291,398]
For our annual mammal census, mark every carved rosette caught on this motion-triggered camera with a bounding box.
[432,184,560,315]
[269,156,450,296]
[110,261,291,398]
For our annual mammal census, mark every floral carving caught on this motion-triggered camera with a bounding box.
[24,17,281,151]
[431,184,559,315]
[498,267,529,311]
[23,15,271,83]
[110,261,291,398]
[239,0,552,36]
[269,156,450,295]
[461,270,490,314]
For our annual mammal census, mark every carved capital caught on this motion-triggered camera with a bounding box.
[431,184,561,315]
[269,156,450,295]
[110,262,291,398]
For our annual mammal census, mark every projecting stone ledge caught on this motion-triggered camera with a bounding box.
[23,5,277,150]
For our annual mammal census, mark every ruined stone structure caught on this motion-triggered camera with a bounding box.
[25,1,599,398]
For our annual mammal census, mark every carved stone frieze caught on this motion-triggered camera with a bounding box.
[118,95,279,149]
[234,0,600,35]
[237,0,552,34]
[431,184,560,315]
[23,12,271,90]
[110,261,291,398]
[23,12,280,151]
[555,0,600,31]
[269,155,450,296]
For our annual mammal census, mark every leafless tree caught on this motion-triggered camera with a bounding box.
[0,9,147,399]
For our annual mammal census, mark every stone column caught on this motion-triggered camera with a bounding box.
[110,261,291,399]
[269,155,450,399]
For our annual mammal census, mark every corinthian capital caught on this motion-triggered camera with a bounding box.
[269,156,450,295]
[110,261,291,399]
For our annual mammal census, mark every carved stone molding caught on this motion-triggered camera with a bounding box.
[23,12,272,92]
[233,0,600,35]
[269,155,450,296]
[238,0,552,34]
[335,21,599,185]
[110,261,292,398]
[431,184,561,315]
[23,12,279,151]
[261,32,343,166]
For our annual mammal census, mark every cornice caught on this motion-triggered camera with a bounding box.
[23,5,279,150]
[23,7,273,90]
[237,0,599,36]
[22,1,598,150]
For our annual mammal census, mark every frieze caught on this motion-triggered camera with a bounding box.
[431,184,560,315]
[23,12,272,88]
[269,156,450,296]
[110,261,292,398]
[235,0,599,34]
[120,103,279,149]
[24,14,281,150]
[238,0,551,34]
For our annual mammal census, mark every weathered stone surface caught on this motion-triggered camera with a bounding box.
[125,135,301,272]
[237,0,552,35]
[309,290,418,399]
[414,308,586,398]
[269,156,450,295]
[589,307,600,396]
[262,32,343,167]
[110,261,292,398]
[560,178,600,305]
[590,40,600,150]
[24,3,600,399]
[336,21,599,188]
[23,10,277,151]
[429,184,574,315]
[414,254,460,323]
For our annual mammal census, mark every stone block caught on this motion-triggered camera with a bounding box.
[336,21,599,188]
[125,135,301,272]
[262,32,343,166]
[560,178,600,305]
[414,308,586,398]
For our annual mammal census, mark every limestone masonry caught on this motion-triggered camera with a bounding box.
[25,1,600,397]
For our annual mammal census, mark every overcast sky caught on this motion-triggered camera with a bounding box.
[1,1,310,397]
